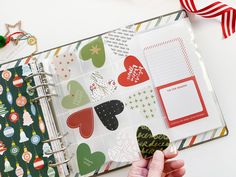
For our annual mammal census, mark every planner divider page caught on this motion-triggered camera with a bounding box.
[0,63,59,177]
[4,10,227,177]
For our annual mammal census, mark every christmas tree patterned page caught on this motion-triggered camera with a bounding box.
[0,65,59,177]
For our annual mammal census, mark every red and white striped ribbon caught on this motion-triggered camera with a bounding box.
[180,0,236,38]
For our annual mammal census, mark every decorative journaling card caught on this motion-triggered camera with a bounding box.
[0,65,58,177]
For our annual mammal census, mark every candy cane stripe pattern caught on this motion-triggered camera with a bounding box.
[180,0,236,38]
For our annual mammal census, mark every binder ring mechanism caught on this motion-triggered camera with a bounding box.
[25,72,55,91]
[28,83,56,92]
[48,154,74,167]
[32,93,58,102]
[25,71,53,80]
[43,132,74,167]
[42,132,69,143]
[45,142,72,156]
[25,71,58,102]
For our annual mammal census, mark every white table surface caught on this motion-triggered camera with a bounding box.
[2,0,236,176]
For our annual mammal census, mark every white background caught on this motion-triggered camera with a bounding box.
[1,0,236,176]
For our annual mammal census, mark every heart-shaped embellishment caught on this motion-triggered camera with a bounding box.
[118,56,149,87]
[61,80,90,109]
[77,143,106,175]
[67,108,94,138]
[79,37,105,68]
[94,100,124,131]
[137,125,170,159]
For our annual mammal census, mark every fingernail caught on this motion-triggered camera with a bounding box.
[164,143,177,155]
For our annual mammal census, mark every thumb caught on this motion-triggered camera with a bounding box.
[148,151,165,177]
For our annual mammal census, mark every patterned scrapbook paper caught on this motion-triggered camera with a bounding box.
[0,65,58,177]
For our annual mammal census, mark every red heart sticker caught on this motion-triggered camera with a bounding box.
[118,56,149,87]
[67,108,94,139]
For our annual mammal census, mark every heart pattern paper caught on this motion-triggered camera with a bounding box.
[125,86,157,119]
[118,55,149,87]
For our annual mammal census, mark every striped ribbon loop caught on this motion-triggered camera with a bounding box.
[180,0,236,38]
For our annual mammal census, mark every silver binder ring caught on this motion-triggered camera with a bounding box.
[42,132,69,143]
[25,72,53,80]
[48,155,74,167]
[28,83,55,91]
[45,143,72,155]
[32,93,58,102]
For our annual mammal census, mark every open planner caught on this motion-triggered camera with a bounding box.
[0,10,228,177]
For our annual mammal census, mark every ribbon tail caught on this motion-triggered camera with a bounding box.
[180,0,236,39]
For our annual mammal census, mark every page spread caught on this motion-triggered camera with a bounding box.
[37,11,226,177]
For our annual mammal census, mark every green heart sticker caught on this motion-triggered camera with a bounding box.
[79,37,106,68]
[61,80,90,109]
[77,143,106,175]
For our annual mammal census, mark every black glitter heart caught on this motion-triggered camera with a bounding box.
[95,100,124,131]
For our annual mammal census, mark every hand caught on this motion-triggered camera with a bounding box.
[128,146,185,177]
